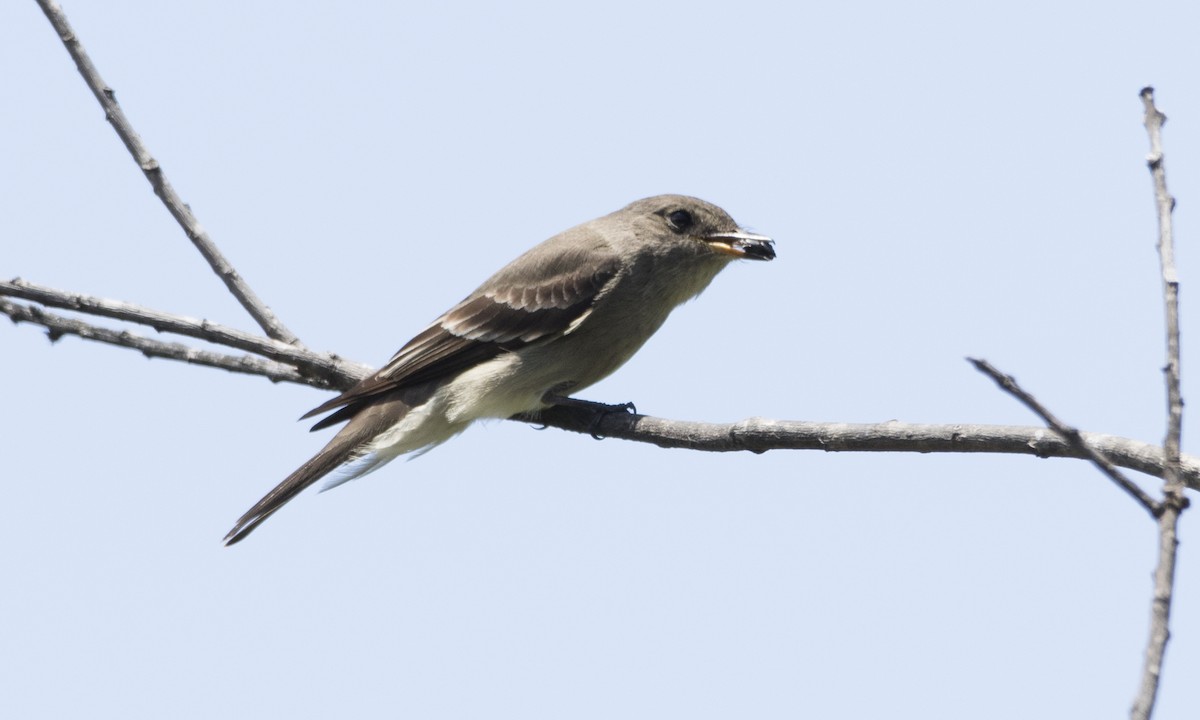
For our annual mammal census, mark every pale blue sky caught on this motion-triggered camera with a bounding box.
[3,1,1199,718]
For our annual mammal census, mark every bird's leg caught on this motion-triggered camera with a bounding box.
[541,392,637,439]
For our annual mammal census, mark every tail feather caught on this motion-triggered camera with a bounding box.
[223,432,364,545]
[224,393,417,545]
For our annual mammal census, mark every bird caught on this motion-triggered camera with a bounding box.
[224,194,775,544]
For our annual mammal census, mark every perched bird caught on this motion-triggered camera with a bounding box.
[224,195,775,544]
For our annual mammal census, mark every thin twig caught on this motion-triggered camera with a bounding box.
[1131,85,1186,720]
[34,0,301,346]
[1,299,325,387]
[0,277,366,387]
[968,357,1160,515]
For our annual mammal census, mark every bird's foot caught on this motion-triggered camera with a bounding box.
[542,394,637,439]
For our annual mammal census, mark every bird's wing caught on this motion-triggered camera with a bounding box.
[303,238,621,430]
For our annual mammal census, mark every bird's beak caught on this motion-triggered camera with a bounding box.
[703,229,776,261]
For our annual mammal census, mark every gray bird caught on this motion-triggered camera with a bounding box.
[224,195,774,544]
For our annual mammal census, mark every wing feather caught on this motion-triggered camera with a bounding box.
[302,241,620,429]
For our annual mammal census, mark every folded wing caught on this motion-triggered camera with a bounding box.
[304,239,621,430]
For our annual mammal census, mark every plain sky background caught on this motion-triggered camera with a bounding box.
[3,1,1199,718]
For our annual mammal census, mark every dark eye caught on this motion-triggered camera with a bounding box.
[666,209,694,233]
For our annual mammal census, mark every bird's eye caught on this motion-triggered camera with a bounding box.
[666,209,694,233]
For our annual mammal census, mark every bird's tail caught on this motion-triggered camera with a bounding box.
[223,432,364,545]
[223,396,414,546]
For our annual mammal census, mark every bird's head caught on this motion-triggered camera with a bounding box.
[619,195,775,263]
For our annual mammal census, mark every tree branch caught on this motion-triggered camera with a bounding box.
[521,405,1200,490]
[34,0,301,346]
[1131,85,1187,720]
[5,287,1200,494]
[1,298,324,387]
[0,277,367,388]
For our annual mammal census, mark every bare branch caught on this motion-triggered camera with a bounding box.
[7,293,1199,493]
[968,357,1160,515]
[519,406,1200,492]
[34,0,301,346]
[1131,85,1187,720]
[2,299,322,387]
[0,277,367,388]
